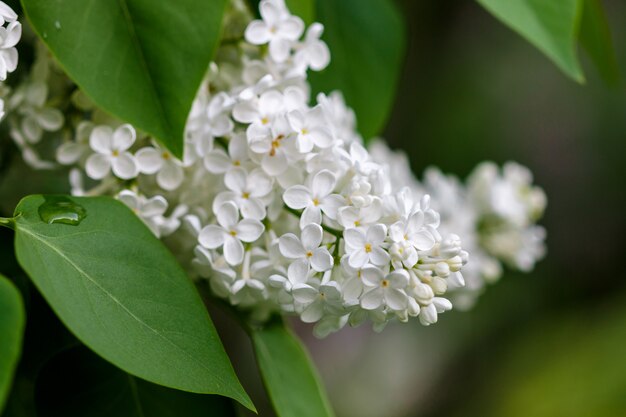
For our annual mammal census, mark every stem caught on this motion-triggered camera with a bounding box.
[283,206,344,238]
[0,217,15,230]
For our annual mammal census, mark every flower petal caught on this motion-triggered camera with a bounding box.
[311,248,333,272]
[385,288,408,310]
[288,259,310,285]
[245,20,271,45]
[360,288,384,310]
[279,233,305,259]
[112,124,136,151]
[111,152,139,179]
[89,126,113,154]
[236,219,264,242]
[136,147,163,174]
[216,201,239,229]
[223,236,244,266]
[85,153,111,179]
[157,161,184,191]
[198,225,226,249]
[283,185,311,209]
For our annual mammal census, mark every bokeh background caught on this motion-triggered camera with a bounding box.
[1,1,625,416]
[298,1,626,416]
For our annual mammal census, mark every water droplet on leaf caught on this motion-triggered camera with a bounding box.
[38,196,87,226]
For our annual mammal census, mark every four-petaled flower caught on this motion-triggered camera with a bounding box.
[344,224,390,268]
[283,169,344,228]
[360,267,409,311]
[85,124,138,180]
[198,201,264,266]
[279,223,333,285]
[244,0,304,62]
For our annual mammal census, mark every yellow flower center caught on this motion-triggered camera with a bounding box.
[364,243,372,253]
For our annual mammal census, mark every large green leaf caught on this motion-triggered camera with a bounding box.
[11,195,253,410]
[579,0,620,85]
[0,274,25,414]
[309,0,406,141]
[21,0,228,158]
[35,346,237,417]
[476,0,585,83]
[252,321,334,417]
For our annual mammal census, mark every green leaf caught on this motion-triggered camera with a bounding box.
[0,274,25,414]
[476,0,585,83]
[35,346,238,417]
[310,0,406,141]
[579,0,620,85]
[11,195,253,411]
[286,0,314,25]
[252,321,334,417]
[21,0,228,158]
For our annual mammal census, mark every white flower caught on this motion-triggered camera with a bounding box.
[419,298,453,326]
[0,2,18,25]
[283,169,344,228]
[279,223,333,284]
[244,0,304,62]
[0,20,20,80]
[389,210,436,252]
[287,106,333,153]
[292,281,343,323]
[198,201,264,266]
[136,143,185,191]
[338,200,382,229]
[344,224,390,268]
[233,89,284,128]
[293,23,330,72]
[213,167,273,220]
[11,81,64,144]
[118,190,168,237]
[56,121,93,165]
[85,124,138,180]
[248,114,296,176]
[204,133,249,175]
[360,267,409,311]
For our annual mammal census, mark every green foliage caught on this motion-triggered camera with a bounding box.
[20,0,228,158]
[476,0,619,84]
[35,346,237,417]
[0,275,25,414]
[579,0,620,84]
[286,0,314,25]
[476,0,585,82]
[252,321,334,417]
[310,0,406,141]
[11,195,253,410]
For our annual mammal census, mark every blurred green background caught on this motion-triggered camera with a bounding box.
[297,1,626,417]
[1,1,625,416]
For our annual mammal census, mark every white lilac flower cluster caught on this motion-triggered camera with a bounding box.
[0,1,21,118]
[2,0,546,336]
[369,143,547,309]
